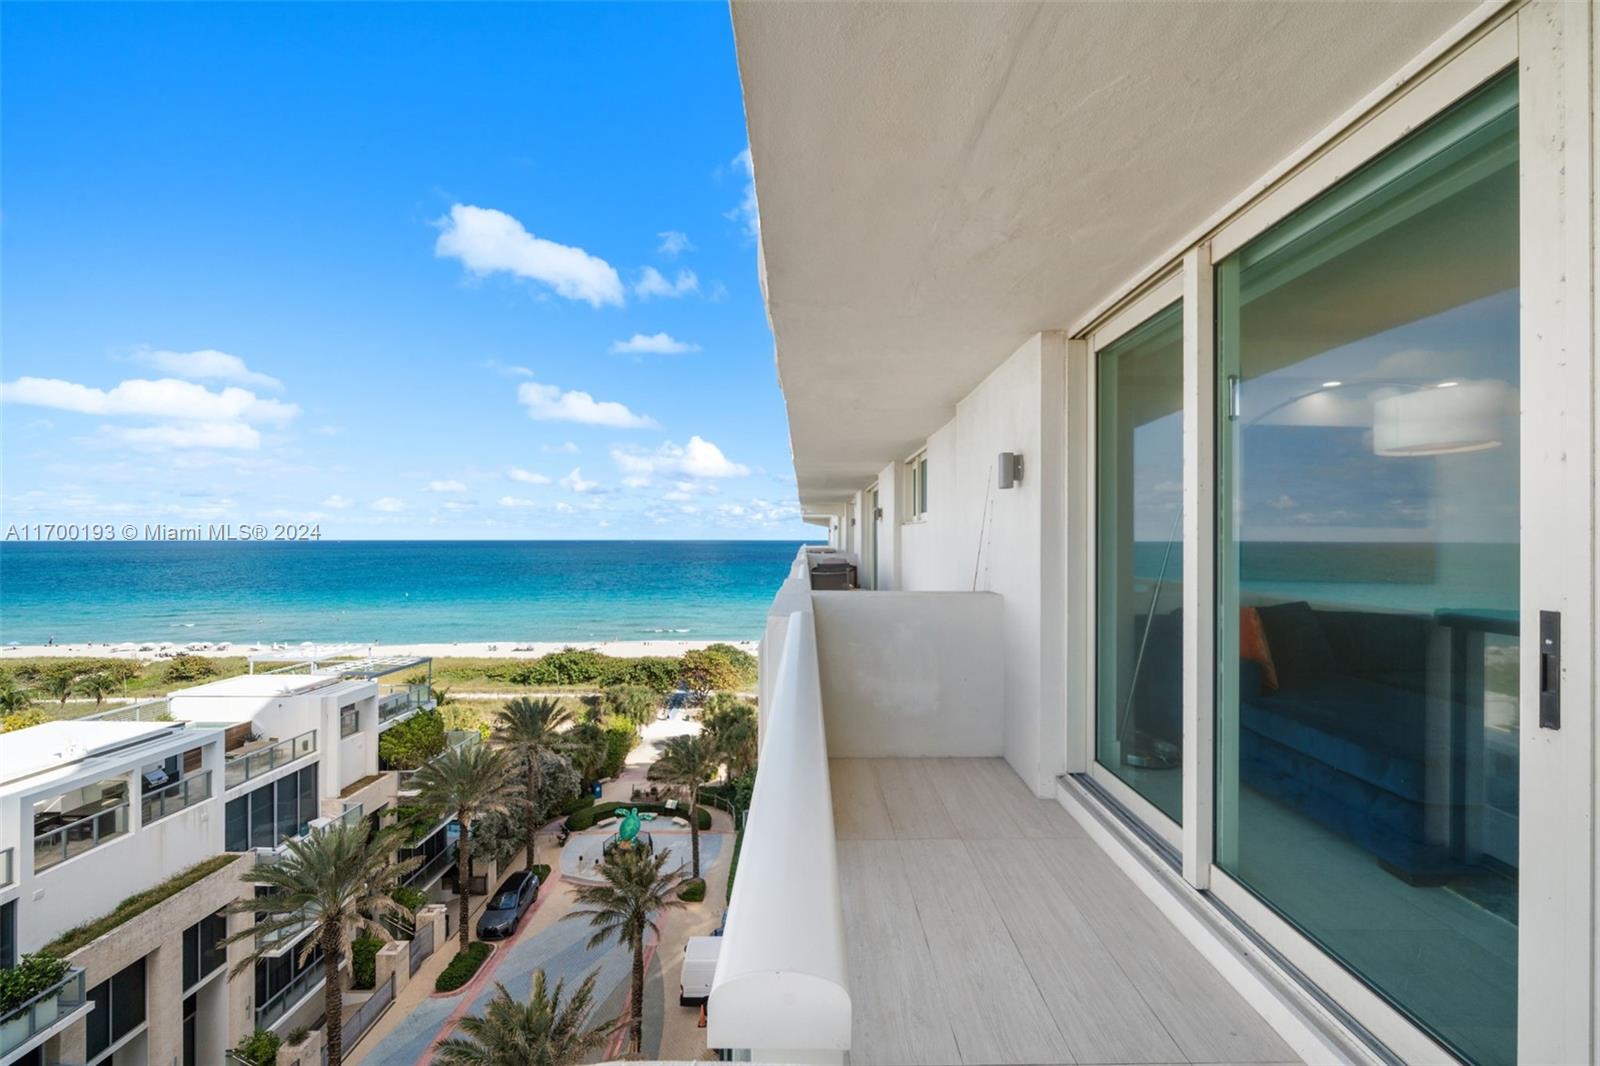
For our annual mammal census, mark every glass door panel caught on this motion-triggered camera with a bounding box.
[1096,299,1184,823]
[1215,71,1518,1065]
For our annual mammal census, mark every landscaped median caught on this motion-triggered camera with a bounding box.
[434,941,494,994]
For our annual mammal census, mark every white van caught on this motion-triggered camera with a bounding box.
[679,935,721,1006]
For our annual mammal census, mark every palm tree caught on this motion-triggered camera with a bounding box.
[565,720,607,782]
[0,677,32,716]
[409,742,516,950]
[703,700,759,781]
[651,734,717,879]
[603,684,658,730]
[494,697,573,873]
[563,848,686,1054]
[74,672,116,706]
[40,671,76,707]
[227,823,418,1066]
[432,970,617,1066]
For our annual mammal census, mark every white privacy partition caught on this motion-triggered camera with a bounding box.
[708,607,851,1063]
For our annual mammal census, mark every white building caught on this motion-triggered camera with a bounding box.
[713,4,1596,1066]
[0,654,438,1066]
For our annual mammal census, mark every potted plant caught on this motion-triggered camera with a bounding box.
[0,953,70,1046]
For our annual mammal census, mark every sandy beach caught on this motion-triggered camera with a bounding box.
[0,638,758,661]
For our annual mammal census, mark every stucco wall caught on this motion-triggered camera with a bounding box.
[884,333,1067,794]
[811,590,1005,757]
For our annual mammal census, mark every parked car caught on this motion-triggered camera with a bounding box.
[476,869,539,939]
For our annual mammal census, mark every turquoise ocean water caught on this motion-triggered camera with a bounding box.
[0,540,816,645]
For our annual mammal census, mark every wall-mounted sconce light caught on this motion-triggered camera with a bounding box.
[997,452,1023,489]
[873,507,884,521]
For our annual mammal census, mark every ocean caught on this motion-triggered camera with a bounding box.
[0,540,817,645]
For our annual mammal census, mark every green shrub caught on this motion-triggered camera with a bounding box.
[565,802,711,833]
[1,707,45,733]
[678,878,706,902]
[599,719,637,779]
[163,655,218,683]
[435,941,493,993]
[392,884,429,914]
[558,793,596,818]
[351,933,382,989]
[232,1028,281,1066]
[596,655,680,692]
[0,953,69,1013]
[378,709,446,770]
[530,863,551,881]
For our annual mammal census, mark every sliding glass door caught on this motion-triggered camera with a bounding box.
[1214,71,1519,1065]
[1095,298,1185,824]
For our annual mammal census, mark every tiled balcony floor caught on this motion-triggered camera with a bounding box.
[830,757,1301,1066]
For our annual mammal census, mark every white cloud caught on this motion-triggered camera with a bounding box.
[727,147,759,237]
[322,495,353,509]
[434,204,624,308]
[440,500,475,512]
[609,332,699,355]
[372,497,406,512]
[137,348,282,390]
[112,421,262,450]
[560,467,597,493]
[517,380,657,429]
[657,230,693,256]
[634,267,699,299]
[544,441,580,454]
[554,501,575,515]
[621,475,651,489]
[425,479,467,493]
[507,467,551,485]
[0,376,299,424]
[484,359,535,378]
[499,495,537,508]
[611,436,750,480]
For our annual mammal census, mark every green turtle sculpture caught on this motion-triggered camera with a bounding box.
[615,807,657,844]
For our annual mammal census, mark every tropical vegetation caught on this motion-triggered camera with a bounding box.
[494,697,574,871]
[433,970,617,1066]
[563,847,686,1055]
[650,734,718,879]
[406,742,516,950]
[226,823,419,1066]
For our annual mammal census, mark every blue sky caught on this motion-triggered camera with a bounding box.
[1,3,806,539]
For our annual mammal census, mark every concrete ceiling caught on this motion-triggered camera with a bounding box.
[731,1,1480,508]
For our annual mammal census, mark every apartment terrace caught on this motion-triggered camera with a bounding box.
[710,552,1301,1064]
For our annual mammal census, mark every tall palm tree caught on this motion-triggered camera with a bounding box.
[432,970,617,1066]
[40,671,76,707]
[651,734,717,879]
[563,848,686,1055]
[493,697,573,873]
[227,823,418,1066]
[409,742,516,950]
[703,700,759,781]
[75,672,116,706]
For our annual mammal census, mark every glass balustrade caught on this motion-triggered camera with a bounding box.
[141,770,213,825]
[34,803,129,871]
[224,730,317,790]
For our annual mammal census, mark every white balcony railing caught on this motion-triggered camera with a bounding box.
[708,605,850,1062]
[225,729,317,790]
[33,802,130,873]
[0,966,88,1061]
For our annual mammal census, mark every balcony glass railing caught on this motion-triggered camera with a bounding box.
[0,846,12,888]
[0,967,87,1059]
[33,803,130,872]
[379,682,432,722]
[255,964,325,1030]
[225,729,316,790]
[141,770,213,825]
[404,840,458,888]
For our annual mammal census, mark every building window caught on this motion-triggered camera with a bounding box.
[86,957,146,1062]
[0,900,15,969]
[182,908,228,990]
[339,704,359,738]
[225,764,319,851]
[905,451,928,519]
[1214,70,1518,1065]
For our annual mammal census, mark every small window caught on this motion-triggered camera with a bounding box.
[905,451,929,520]
[339,704,359,738]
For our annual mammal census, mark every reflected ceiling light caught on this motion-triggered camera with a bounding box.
[1373,380,1514,456]
[1321,380,1343,388]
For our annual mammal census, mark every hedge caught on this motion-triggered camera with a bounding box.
[726,824,745,903]
[530,863,552,881]
[565,802,711,833]
[435,941,493,993]
[351,934,381,989]
[678,878,706,903]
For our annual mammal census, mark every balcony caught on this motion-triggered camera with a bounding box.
[710,553,1296,1065]
[378,682,432,724]
[225,729,317,790]
[140,769,212,825]
[255,962,326,1030]
[32,802,129,873]
[0,967,89,1064]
